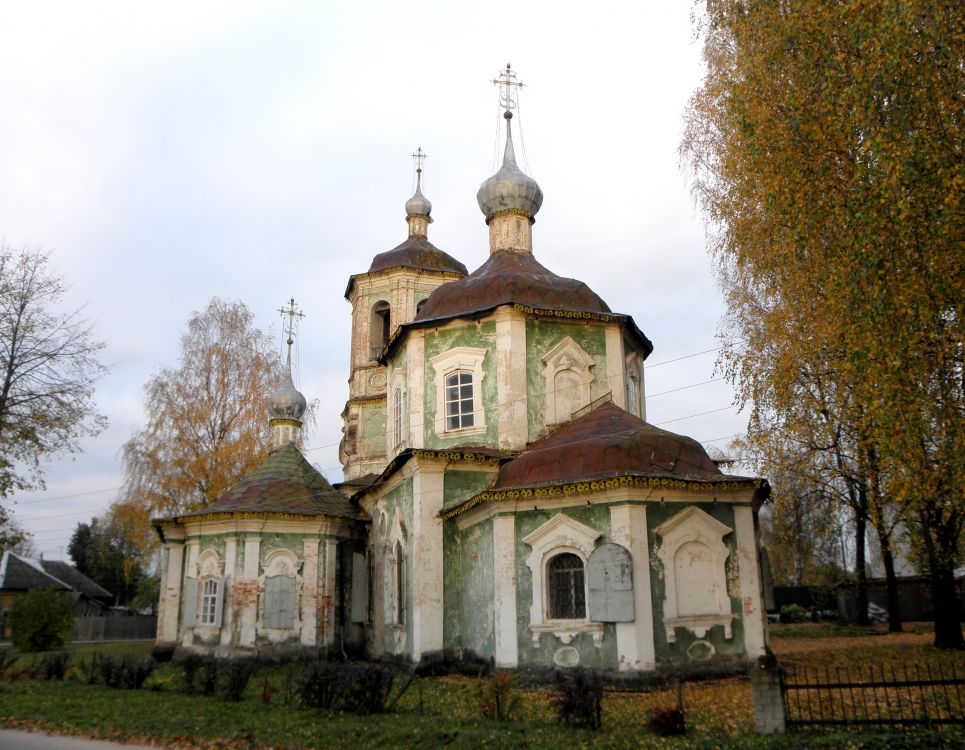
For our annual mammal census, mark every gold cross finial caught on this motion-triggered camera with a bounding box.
[491,62,523,113]
[278,297,305,349]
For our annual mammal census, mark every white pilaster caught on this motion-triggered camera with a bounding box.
[408,332,425,449]
[493,514,518,667]
[322,538,338,648]
[302,538,320,646]
[495,308,528,450]
[734,505,767,658]
[605,326,626,409]
[220,537,237,647]
[158,541,184,643]
[410,461,445,659]
[609,504,656,670]
[239,536,261,647]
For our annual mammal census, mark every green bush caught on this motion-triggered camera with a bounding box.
[550,668,604,730]
[780,604,808,623]
[479,671,520,721]
[7,588,74,651]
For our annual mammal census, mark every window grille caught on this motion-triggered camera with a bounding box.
[548,553,586,619]
[445,371,474,430]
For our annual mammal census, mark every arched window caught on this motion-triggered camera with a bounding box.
[394,540,405,625]
[200,578,219,625]
[445,371,474,430]
[547,553,586,620]
[370,301,391,358]
[626,373,639,417]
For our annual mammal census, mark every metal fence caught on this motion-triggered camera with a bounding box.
[782,663,964,729]
[71,615,157,642]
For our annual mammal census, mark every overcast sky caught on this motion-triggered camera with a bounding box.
[0,1,749,561]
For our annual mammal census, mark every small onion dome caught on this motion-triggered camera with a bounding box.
[405,184,432,217]
[476,113,543,223]
[268,370,307,422]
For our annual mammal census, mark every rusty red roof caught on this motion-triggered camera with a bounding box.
[344,236,467,298]
[493,402,742,490]
[412,251,610,323]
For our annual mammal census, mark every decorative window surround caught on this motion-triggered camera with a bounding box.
[625,351,644,418]
[523,513,604,646]
[389,368,406,451]
[193,549,225,631]
[654,506,734,643]
[429,347,487,437]
[541,337,595,426]
[257,548,303,639]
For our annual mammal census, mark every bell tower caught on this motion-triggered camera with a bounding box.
[340,151,468,481]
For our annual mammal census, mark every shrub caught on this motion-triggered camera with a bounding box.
[39,651,70,681]
[150,644,176,663]
[479,671,520,721]
[221,657,256,702]
[175,652,206,695]
[649,706,686,736]
[7,588,74,651]
[294,659,342,709]
[780,604,809,623]
[551,668,604,730]
[339,663,400,715]
[201,657,218,696]
[99,654,157,689]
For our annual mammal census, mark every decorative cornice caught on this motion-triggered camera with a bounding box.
[485,207,534,225]
[440,474,765,520]
[512,303,616,323]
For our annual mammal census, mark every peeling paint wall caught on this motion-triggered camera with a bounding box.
[444,519,496,659]
[423,322,498,448]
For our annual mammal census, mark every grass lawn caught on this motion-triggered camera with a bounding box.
[1,632,963,749]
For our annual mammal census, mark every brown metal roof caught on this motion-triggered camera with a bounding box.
[412,251,611,323]
[344,236,467,298]
[493,402,737,490]
[173,444,362,521]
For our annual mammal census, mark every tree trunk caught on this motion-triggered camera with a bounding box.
[881,543,902,633]
[854,494,870,626]
[921,507,964,649]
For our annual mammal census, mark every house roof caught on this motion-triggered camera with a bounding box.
[39,560,112,600]
[344,236,467,298]
[0,551,111,600]
[440,402,766,518]
[169,443,363,522]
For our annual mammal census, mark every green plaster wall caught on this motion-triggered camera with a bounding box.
[514,505,618,669]
[360,401,387,456]
[443,519,495,659]
[443,470,496,506]
[379,479,414,656]
[646,503,747,666]
[423,321,497,449]
[525,320,609,442]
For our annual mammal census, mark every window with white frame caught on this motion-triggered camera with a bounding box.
[200,578,219,625]
[445,371,474,430]
[429,347,487,436]
[548,553,586,619]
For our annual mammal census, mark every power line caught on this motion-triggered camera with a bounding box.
[647,377,724,398]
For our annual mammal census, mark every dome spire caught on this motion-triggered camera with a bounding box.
[477,64,543,255]
[405,146,433,237]
[268,298,307,448]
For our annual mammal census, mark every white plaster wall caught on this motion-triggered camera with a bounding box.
[493,514,518,667]
[609,504,656,670]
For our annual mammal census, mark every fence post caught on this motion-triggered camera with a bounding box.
[752,653,787,734]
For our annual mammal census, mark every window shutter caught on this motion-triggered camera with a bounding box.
[351,552,367,623]
[264,575,295,629]
[213,578,225,627]
[183,577,199,626]
[587,543,634,622]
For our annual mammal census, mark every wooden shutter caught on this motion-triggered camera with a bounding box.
[588,543,634,622]
[264,575,295,629]
[351,552,367,623]
[183,577,199,627]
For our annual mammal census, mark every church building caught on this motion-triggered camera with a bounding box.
[155,67,770,672]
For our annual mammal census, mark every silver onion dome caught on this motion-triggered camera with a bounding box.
[268,369,307,422]
[476,113,543,222]
[405,184,432,217]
